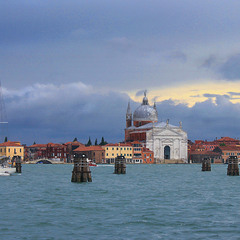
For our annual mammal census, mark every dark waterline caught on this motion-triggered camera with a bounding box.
[1,164,240,240]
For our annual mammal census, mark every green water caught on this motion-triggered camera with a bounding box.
[1,164,240,240]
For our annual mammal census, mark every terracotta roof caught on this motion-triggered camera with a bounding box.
[105,143,132,147]
[189,150,221,155]
[74,145,104,152]
[142,147,154,153]
[65,141,84,146]
[28,144,47,148]
[131,141,142,144]
[47,143,65,147]
[216,137,239,142]
[218,146,240,151]
[0,141,23,147]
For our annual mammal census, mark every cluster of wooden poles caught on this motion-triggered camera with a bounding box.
[71,154,126,183]
[71,154,240,183]
[202,156,239,176]
[12,156,22,173]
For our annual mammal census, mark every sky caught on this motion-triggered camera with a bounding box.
[1,0,240,145]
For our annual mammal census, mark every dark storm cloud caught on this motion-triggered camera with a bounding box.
[219,54,240,80]
[228,92,240,96]
[2,0,240,90]
[3,82,132,144]
[3,82,240,145]
[201,55,217,69]
[203,93,230,99]
[156,96,240,141]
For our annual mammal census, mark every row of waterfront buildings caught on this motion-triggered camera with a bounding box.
[0,140,154,164]
[1,92,240,164]
[2,136,240,164]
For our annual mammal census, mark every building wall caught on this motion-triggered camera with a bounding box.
[146,127,188,163]
[142,150,154,164]
[0,146,24,160]
[221,150,240,163]
[104,144,132,163]
[46,144,67,162]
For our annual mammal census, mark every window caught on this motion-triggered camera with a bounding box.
[117,148,118,150]
[112,148,114,150]
[106,153,108,156]
[112,153,114,156]
[8,149,10,153]
[150,154,152,157]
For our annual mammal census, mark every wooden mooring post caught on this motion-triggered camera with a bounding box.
[227,156,239,176]
[15,156,22,173]
[202,157,211,171]
[114,156,126,174]
[71,153,92,183]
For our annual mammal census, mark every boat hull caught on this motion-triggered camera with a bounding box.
[0,167,16,174]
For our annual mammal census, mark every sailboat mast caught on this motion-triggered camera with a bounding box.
[0,81,8,142]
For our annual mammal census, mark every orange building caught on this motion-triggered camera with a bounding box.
[213,146,240,163]
[131,141,154,164]
[74,145,105,164]
[215,137,240,146]
[65,141,85,162]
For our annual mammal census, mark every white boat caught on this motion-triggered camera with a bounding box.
[0,166,16,175]
[87,159,97,167]
[0,156,16,175]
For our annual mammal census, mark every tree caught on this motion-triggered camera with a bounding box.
[220,143,226,146]
[33,141,36,145]
[73,137,78,142]
[99,137,108,146]
[95,138,98,145]
[4,136,7,142]
[86,137,92,146]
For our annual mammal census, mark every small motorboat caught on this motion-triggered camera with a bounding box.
[87,159,97,167]
[0,156,16,175]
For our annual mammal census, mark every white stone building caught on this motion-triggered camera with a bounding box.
[125,92,188,163]
[146,121,188,163]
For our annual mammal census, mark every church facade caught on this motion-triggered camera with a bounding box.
[125,92,188,163]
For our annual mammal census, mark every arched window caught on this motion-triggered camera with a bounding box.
[164,146,170,159]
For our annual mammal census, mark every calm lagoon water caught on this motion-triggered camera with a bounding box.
[1,164,240,240]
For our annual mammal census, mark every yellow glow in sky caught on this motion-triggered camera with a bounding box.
[128,81,240,107]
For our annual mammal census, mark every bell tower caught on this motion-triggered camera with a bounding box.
[126,101,132,128]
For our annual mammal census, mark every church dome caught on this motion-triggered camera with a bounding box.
[133,92,158,122]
